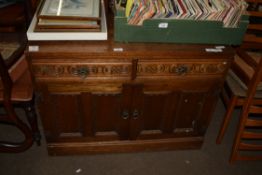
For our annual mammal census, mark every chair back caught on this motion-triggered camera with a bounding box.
[0,0,41,153]
[0,54,12,101]
[230,49,261,92]
[231,40,262,163]
[24,0,40,27]
[230,0,262,94]
[0,0,38,31]
[242,0,262,49]
[230,0,262,162]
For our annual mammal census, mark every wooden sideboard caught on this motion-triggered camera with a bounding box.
[27,18,234,155]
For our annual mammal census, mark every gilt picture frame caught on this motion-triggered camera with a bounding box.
[38,0,101,20]
[35,0,101,32]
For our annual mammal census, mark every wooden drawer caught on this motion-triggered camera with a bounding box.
[137,59,230,79]
[31,58,230,85]
[31,59,132,82]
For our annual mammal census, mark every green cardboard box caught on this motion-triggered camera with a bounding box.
[114,8,249,45]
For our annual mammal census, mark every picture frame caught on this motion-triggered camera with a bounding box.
[35,19,101,32]
[38,0,101,20]
[35,0,101,32]
[27,0,107,40]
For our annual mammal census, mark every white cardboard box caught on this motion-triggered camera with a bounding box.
[27,1,107,41]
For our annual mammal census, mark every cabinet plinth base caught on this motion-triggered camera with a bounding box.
[47,137,203,156]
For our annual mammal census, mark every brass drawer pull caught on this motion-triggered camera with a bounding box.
[121,110,129,120]
[132,109,139,119]
[73,67,89,78]
[174,65,188,75]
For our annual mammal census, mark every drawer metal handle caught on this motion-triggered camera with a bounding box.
[132,109,139,119]
[121,110,129,120]
[74,67,89,78]
[174,65,188,75]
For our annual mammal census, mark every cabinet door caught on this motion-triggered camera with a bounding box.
[80,91,130,141]
[129,84,217,140]
[131,58,226,140]
[38,84,131,143]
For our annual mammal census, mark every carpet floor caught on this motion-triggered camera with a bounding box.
[0,99,262,175]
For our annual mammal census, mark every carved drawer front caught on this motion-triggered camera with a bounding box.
[137,60,229,78]
[32,60,132,81]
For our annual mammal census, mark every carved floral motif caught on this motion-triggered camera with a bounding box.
[33,64,132,78]
[32,61,228,78]
[137,62,228,75]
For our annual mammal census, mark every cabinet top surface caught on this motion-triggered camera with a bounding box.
[27,16,235,59]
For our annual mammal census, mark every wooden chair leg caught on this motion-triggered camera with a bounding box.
[229,121,244,163]
[23,99,41,146]
[229,102,252,163]
[216,96,238,144]
[0,101,34,152]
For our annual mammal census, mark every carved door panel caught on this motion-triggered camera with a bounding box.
[38,85,131,142]
[38,90,85,141]
[128,84,212,140]
[173,92,207,135]
[80,92,129,141]
[129,84,178,140]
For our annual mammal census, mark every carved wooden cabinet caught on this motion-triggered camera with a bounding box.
[27,35,233,155]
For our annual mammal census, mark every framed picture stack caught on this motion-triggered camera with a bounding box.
[35,0,101,32]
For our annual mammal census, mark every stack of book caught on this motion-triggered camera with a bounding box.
[121,0,247,27]
[35,0,101,32]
